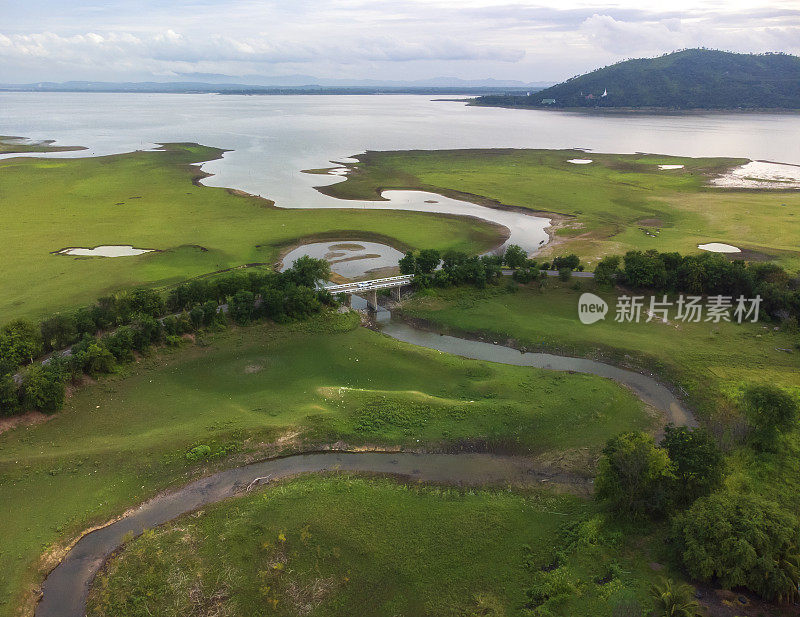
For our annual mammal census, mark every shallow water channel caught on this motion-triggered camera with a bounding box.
[35,315,694,617]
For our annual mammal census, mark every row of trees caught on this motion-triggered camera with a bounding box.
[399,248,505,288]
[397,245,584,288]
[596,384,800,602]
[595,250,799,321]
[0,257,334,417]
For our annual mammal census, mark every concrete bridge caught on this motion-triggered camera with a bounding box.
[324,274,414,309]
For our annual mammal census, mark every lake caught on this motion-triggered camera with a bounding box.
[2,93,799,267]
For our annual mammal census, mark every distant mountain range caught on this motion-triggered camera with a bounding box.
[472,49,800,110]
[0,76,551,95]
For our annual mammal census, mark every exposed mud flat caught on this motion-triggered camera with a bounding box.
[279,241,404,279]
[698,242,741,253]
[55,245,154,257]
[709,160,800,189]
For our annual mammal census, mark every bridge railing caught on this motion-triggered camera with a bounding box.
[324,274,414,293]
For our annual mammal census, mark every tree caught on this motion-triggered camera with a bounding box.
[594,255,621,286]
[189,305,205,331]
[558,267,572,281]
[40,314,78,352]
[595,432,674,519]
[84,343,116,377]
[398,251,417,275]
[416,249,441,274]
[229,290,255,325]
[649,578,701,617]
[671,492,800,602]
[0,319,43,373]
[660,425,723,506]
[503,244,527,269]
[0,373,20,417]
[742,384,798,450]
[552,254,580,271]
[284,256,330,288]
[21,364,65,413]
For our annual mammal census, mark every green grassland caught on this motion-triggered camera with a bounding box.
[318,149,800,269]
[0,312,650,616]
[398,281,800,422]
[0,144,503,322]
[87,475,666,617]
[398,281,800,596]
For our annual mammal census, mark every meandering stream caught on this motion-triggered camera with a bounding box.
[35,316,694,617]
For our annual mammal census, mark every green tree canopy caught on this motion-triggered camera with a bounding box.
[742,384,799,450]
[671,492,800,602]
[595,431,674,519]
[660,425,724,506]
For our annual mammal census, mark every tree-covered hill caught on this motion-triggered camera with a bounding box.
[473,49,800,110]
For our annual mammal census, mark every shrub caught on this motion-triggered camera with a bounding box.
[185,444,212,461]
[649,577,701,617]
[671,492,800,602]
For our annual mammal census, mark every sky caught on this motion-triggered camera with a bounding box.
[1,0,799,84]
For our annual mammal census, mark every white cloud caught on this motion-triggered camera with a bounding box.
[0,0,799,82]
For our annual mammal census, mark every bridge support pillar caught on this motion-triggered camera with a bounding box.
[342,294,352,308]
[367,290,378,311]
[391,287,401,301]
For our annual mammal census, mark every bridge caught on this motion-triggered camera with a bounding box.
[324,274,414,309]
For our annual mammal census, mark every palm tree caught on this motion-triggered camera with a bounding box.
[649,577,702,617]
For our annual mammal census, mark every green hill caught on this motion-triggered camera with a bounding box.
[474,49,800,110]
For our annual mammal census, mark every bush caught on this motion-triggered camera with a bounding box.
[595,432,674,519]
[558,268,572,281]
[671,492,800,602]
[741,384,798,450]
[185,444,212,461]
[649,577,701,617]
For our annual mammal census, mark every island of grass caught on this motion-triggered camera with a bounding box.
[0,312,653,616]
[0,135,86,154]
[318,148,800,270]
[0,142,505,322]
[87,475,666,617]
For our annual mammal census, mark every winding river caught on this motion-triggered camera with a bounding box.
[35,318,694,617]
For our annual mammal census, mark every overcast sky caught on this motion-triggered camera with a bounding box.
[2,0,799,84]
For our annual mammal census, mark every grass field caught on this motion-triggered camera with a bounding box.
[398,281,800,422]
[87,475,667,617]
[0,312,650,616]
[0,144,503,322]
[318,149,800,270]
